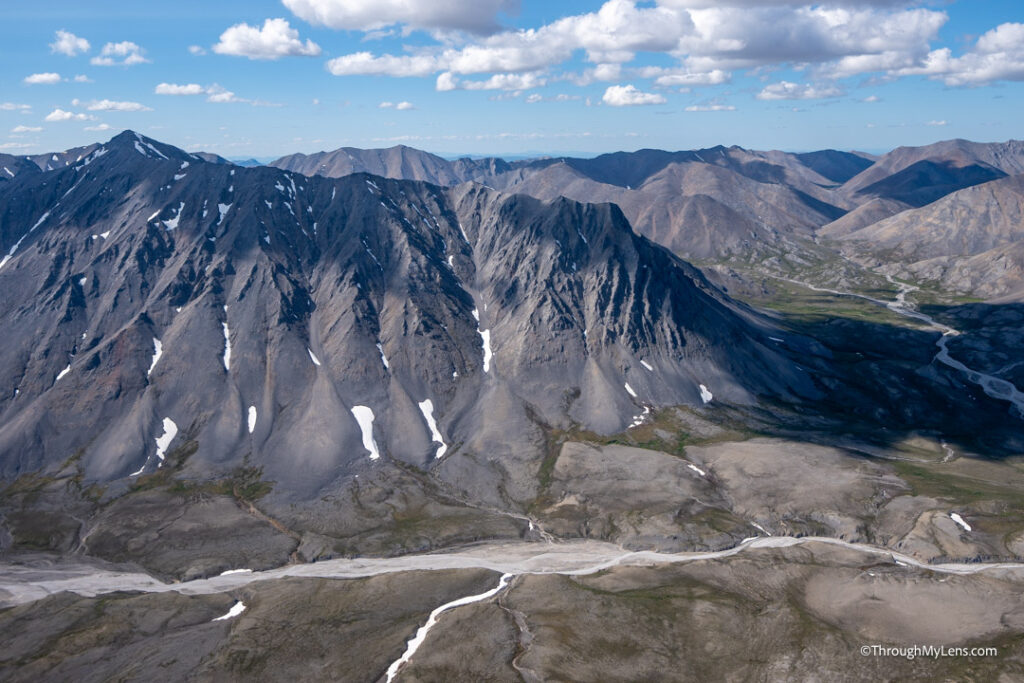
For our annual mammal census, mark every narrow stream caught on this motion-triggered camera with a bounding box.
[384,573,513,682]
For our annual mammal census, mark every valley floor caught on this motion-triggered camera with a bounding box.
[3,537,1024,681]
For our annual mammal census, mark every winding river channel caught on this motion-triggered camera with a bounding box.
[5,534,1024,678]
[778,275,1024,418]
[3,535,1024,609]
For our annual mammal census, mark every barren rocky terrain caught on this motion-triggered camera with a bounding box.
[3,133,1024,680]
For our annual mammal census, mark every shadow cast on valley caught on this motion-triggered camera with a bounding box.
[754,302,1024,459]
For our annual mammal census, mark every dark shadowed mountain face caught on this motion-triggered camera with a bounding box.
[835,174,1024,300]
[854,159,1007,207]
[793,150,876,184]
[0,131,813,502]
[24,144,101,172]
[190,152,233,165]
[840,139,1024,205]
[0,155,41,182]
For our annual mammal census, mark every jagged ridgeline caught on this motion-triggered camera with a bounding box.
[0,131,814,499]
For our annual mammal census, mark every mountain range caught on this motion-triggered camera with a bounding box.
[272,138,1024,301]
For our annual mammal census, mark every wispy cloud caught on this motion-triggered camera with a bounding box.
[154,82,274,106]
[436,72,546,92]
[88,99,152,112]
[684,104,736,112]
[757,81,844,101]
[283,0,516,35]
[155,83,205,96]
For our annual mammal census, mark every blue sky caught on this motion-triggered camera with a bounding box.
[2,0,1023,158]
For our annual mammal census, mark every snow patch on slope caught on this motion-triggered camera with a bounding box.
[212,601,246,622]
[351,406,380,460]
[154,418,178,462]
[222,321,231,371]
[163,202,185,231]
[148,338,163,377]
[472,308,493,373]
[480,329,493,373]
[950,512,972,532]
[417,399,448,459]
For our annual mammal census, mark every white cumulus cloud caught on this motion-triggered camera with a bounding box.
[328,52,440,77]
[91,41,149,66]
[11,125,43,133]
[213,18,321,60]
[85,123,113,131]
[315,0,955,103]
[44,108,94,122]
[602,84,666,106]
[0,103,31,111]
[685,104,735,111]
[283,0,518,34]
[24,72,62,85]
[895,22,1024,87]
[50,30,90,57]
